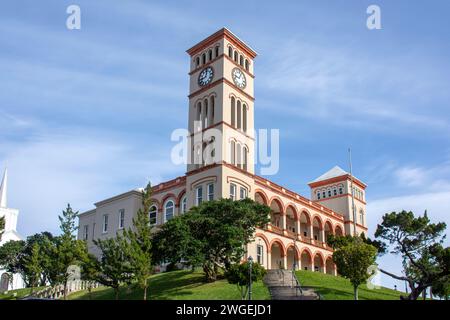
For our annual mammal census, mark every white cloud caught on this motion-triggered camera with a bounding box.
[0,128,183,237]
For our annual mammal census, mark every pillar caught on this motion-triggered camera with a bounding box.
[321,229,326,245]
[282,255,288,269]
[309,224,314,242]
[281,214,287,231]
[267,250,271,269]
[296,219,301,235]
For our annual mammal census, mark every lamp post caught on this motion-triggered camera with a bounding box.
[248,256,253,301]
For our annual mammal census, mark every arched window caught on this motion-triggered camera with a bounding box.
[234,51,238,62]
[242,104,247,132]
[180,196,187,214]
[164,200,174,222]
[317,191,321,200]
[322,190,326,198]
[202,53,206,65]
[245,59,249,71]
[231,97,236,127]
[230,140,236,165]
[208,49,212,61]
[228,46,233,58]
[338,185,343,195]
[215,46,219,57]
[243,147,248,171]
[203,98,209,128]
[327,188,332,197]
[149,205,157,225]
[239,55,244,66]
[209,96,215,125]
[333,187,337,196]
[236,143,242,169]
[196,57,200,67]
[237,100,241,129]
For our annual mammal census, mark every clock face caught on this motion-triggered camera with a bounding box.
[198,67,214,86]
[232,68,246,89]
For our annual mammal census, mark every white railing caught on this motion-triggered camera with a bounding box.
[27,280,101,300]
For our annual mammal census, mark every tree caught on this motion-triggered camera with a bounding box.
[374,210,448,300]
[153,198,270,282]
[0,216,4,241]
[225,261,266,299]
[93,236,133,300]
[122,182,154,300]
[0,240,26,276]
[331,237,378,300]
[52,204,88,299]
[23,243,42,292]
[80,253,100,300]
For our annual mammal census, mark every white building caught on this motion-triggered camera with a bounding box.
[0,168,25,291]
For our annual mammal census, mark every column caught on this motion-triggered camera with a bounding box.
[296,219,301,236]
[333,265,338,276]
[267,250,271,269]
[309,224,314,243]
[282,255,288,269]
[311,259,315,272]
[321,229,326,246]
[281,214,287,231]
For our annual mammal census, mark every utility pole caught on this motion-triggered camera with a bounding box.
[348,148,357,236]
[248,256,253,301]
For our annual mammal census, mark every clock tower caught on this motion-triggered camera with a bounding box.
[184,28,257,207]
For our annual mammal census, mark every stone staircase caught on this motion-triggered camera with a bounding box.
[263,269,319,300]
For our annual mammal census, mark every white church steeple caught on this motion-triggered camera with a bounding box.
[0,168,7,208]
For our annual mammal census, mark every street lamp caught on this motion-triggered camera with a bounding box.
[248,256,253,301]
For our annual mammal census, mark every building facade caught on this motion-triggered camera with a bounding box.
[0,168,25,291]
[77,28,368,274]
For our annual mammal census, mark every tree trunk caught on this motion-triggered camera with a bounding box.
[354,286,358,301]
[144,285,147,301]
[63,281,68,300]
[115,287,119,300]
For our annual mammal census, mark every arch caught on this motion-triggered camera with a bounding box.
[150,198,161,209]
[254,189,269,205]
[231,97,236,127]
[161,193,177,205]
[285,243,301,260]
[313,251,325,272]
[335,224,344,236]
[300,247,313,271]
[269,238,286,256]
[325,256,335,275]
[285,204,299,221]
[299,209,312,224]
[164,199,175,222]
[255,233,270,249]
[312,214,324,230]
[269,196,285,214]
[176,190,187,207]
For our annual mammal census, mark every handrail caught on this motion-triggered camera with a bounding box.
[292,270,303,296]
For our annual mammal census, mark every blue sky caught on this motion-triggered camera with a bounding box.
[1,0,449,291]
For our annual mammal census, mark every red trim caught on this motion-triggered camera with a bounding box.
[255,233,270,249]
[308,174,366,189]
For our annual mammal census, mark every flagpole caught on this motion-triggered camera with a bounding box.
[348,148,357,236]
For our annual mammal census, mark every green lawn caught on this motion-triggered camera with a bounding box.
[0,286,47,300]
[296,270,403,300]
[68,270,270,300]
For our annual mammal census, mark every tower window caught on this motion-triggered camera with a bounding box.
[208,49,212,61]
[240,187,247,199]
[243,104,247,132]
[239,55,244,66]
[196,57,200,67]
[230,141,236,165]
[245,59,249,71]
[234,51,238,62]
[215,46,219,57]
[118,209,125,229]
[339,186,343,195]
[328,189,331,197]
[243,147,248,171]
[228,46,233,58]
[333,187,337,196]
[322,191,326,198]
[202,53,206,65]
[317,192,321,200]
[236,143,242,169]
[231,97,236,127]
[237,100,242,129]
[102,214,109,233]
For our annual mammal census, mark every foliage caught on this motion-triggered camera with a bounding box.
[121,182,154,300]
[93,236,133,300]
[225,261,266,299]
[332,237,378,300]
[152,198,270,282]
[80,252,100,300]
[0,216,4,241]
[23,243,42,291]
[374,210,448,300]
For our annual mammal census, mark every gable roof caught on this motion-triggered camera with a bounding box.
[310,166,349,183]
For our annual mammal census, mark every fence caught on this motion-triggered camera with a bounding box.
[27,280,102,300]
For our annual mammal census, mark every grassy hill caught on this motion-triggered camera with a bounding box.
[0,287,46,300]
[296,270,403,300]
[68,270,270,300]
